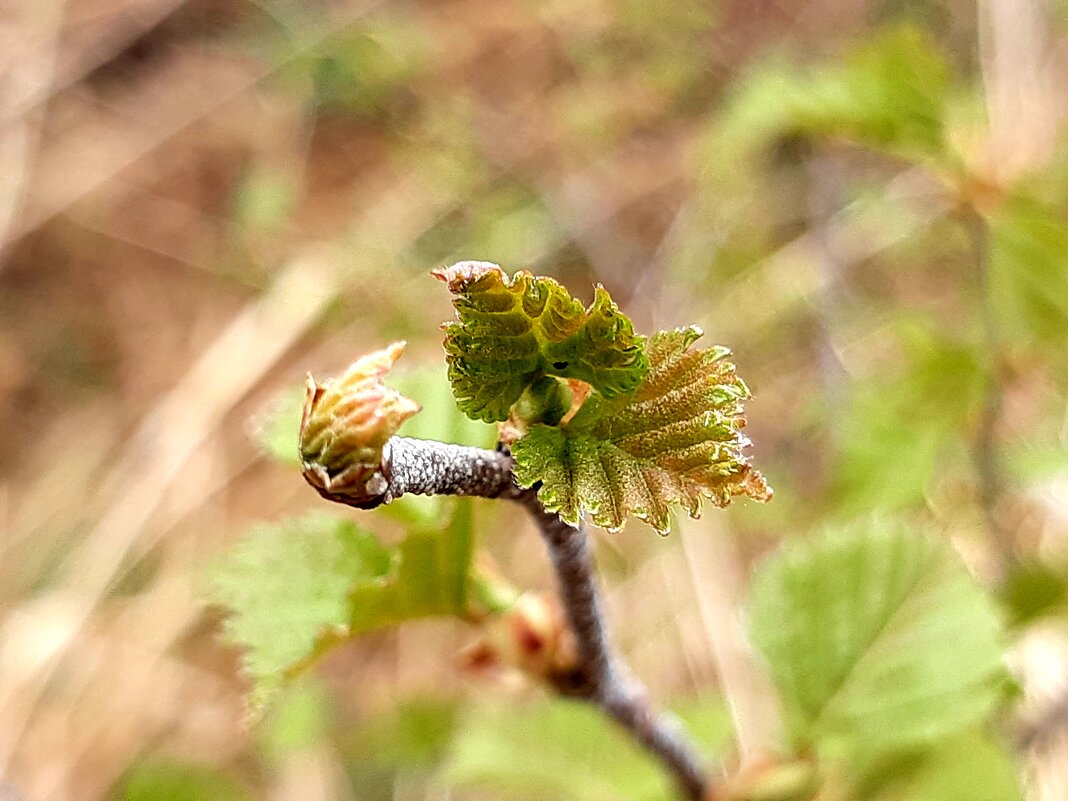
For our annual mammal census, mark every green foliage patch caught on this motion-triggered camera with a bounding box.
[748,522,1005,757]
[443,697,731,801]
[207,503,478,710]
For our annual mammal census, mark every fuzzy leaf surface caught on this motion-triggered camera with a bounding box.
[512,326,771,533]
[434,262,647,422]
[207,514,391,710]
[748,522,1004,756]
[208,504,478,711]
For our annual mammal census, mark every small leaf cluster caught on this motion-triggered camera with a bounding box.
[438,261,772,533]
[433,261,648,422]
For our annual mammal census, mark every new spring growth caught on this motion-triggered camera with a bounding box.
[299,342,420,505]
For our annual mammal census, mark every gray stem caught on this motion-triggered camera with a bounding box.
[383,437,515,502]
[305,437,516,509]
[306,435,711,800]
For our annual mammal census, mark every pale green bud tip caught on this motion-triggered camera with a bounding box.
[299,341,420,500]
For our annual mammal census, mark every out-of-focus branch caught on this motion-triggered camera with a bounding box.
[963,208,1013,574]
[306,436,711,801]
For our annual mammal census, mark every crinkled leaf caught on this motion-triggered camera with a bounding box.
[208,503,478,711]
[207,513,392,711]
[512,326,771,533]
[748,522,1005,756]
[434,261,648,422]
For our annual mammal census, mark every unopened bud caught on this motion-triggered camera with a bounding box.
[299,342,420,504]
[459,593,579,683]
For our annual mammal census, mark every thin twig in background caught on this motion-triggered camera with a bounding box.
[8,0,194,121]
[680,522,783,769]
[963,208,1013,573]
[0,0,390,251]
[0,250,343,772]
[0,0,66,260]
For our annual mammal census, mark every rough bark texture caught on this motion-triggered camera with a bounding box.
[385,437,516,501]
[305,436,516,508]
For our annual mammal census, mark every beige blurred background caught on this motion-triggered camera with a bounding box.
[2,1,1068,799]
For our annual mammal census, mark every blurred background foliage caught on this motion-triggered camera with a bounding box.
[1,0,1068,799]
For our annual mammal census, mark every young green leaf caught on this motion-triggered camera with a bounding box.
[434,262,648,422]
[512,326,771,533]
[748,522,1005,756]
[851,732,1022,801]
[207,513,392,711]
[207,504,484,711]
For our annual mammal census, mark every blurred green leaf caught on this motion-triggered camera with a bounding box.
[390,363,496,448]
[711,25,950,163]
[442,697,730,801]
[258,679,332,759]
[116,759,252,801]
[207,513,391,710]
[989,196,1068,349]
[208,502,480,710]
[830,324,986,515]
[749,521,1005,757]
[347,697,460,771]
[252,385,305,466]
[340,698,460,801]
[348,499,476,632]
[850,732,1021,801]
[290,15,430,114]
